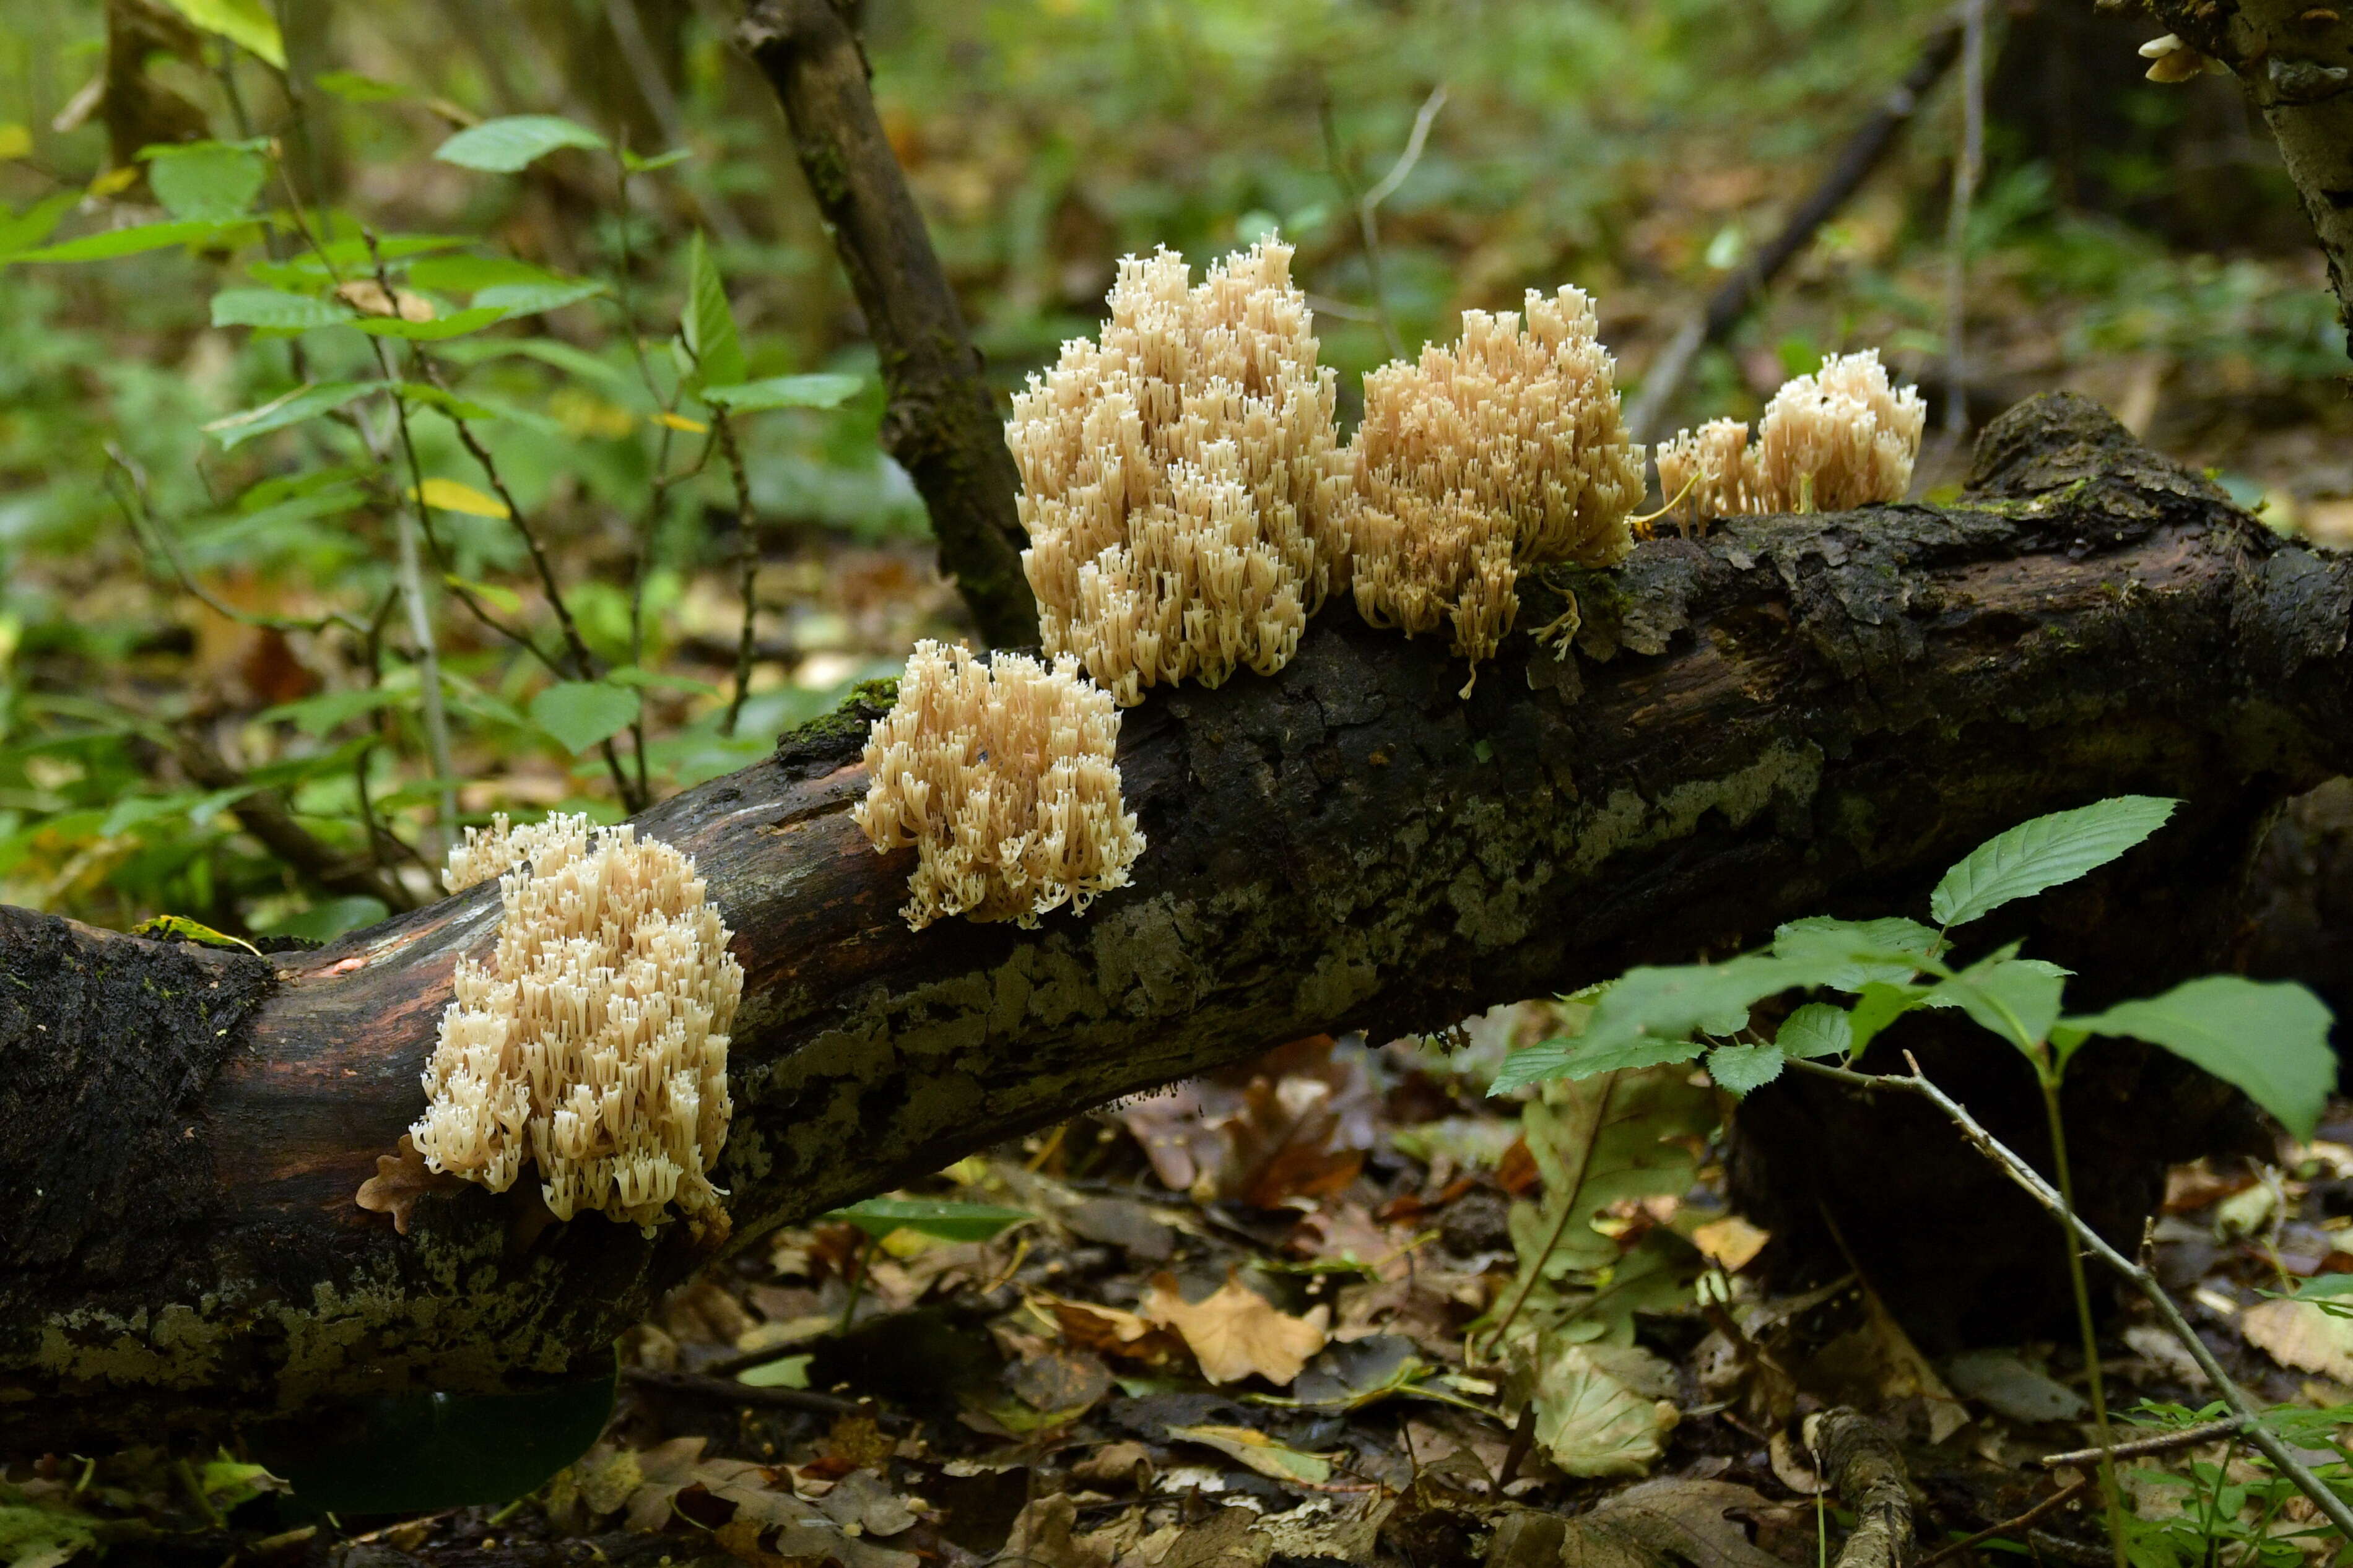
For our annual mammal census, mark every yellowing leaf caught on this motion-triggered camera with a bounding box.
[407,478,509,519]
[1691,1216,1769,1272]
[131,913,261,955]
[1166,1424,1334,1484]
[652,411,708,433]
[1141,1271,1327,1386]
[2241,1298,2353,1381]
[0,124,32,161]
[87,165,139,197]
[160,0,287,67]
[1523,1341,1677,1478]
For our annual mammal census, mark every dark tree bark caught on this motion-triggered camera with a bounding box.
[737,0,1040,649]
[8,394,2353,1450]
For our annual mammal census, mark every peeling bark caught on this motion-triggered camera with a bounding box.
[7,394,2353,1449]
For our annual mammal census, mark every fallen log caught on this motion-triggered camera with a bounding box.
[6,392,2351,1450]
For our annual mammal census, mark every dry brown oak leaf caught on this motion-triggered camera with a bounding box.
[1141,1271,1329,1386]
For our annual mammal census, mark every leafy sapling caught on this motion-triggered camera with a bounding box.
[1496,795,2339,1565]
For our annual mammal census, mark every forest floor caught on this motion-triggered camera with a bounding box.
[12,1023,2353,1568]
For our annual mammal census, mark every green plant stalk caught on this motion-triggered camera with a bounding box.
[1786,1055,2353,1542]
[1481,1069,1620,1356]
[838,1234,879,1333]
[2040,1072,2129,1568]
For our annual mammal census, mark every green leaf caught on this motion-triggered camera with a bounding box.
[201,381,383,449]
[0,191,80,260]
[1848,980,1933,1056]
[14,218,254,262]
[245,233,469,284]
[1771,916,1941,990]
[131,913,261,954]
[622,146,694,172]
[262,685,399,737]
[702,372,864,411]
[1705,1042,1784,1097]
[258,1367,615,1513]
[160,0,285,67]
[1923,953,2072,1055]
[1167,1425,1334,1485]
[2064,976,2335,1140]
[0,1501,99,1568]
[737,1354,811,1389]
[1929,796,2181,928]
[404,254,560,292]
[395,383,501,422]
[530,682,642,753]
[351,305,507,340]
[265,896,389,943]
[1775,1002,1853,1060]
[210,287,348,330]
[681,230,746,389]
[434,115,607,173]
[437,336,633,386]
[825,1196,1031,1243]
[477,278,608,316]
[312,70,412,103]
[1503,1068,1716,1284]
[143,140,269,222]
[1491,953,1809,1091]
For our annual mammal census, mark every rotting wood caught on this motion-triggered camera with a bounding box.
[9,393,2353,1449]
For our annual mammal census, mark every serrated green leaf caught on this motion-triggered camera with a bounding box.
[435,115,607,172]
[352,305,507,340]
[477,278,607,316]
[1492,1033,1704,1091]
[2064,976,2334,1140]
[1770,915,1941,989]
[211,287,348,330]
[529,682,641,753]
[14,218,254,262]
[404,254,559,292]
[160,0,284,66]
[1929,796,2180,927]
[1705,1042,1783,1097]
[1775,1002,1853,1060]
[143,140,269,222]
[681,229,745,389]
[1492,953,1813,1091]
[1848,980,1933,1056]
[201,381,383,449]
[702,372,863,411]
[826,1196,1031,1242]
[1923,953,2072,1055]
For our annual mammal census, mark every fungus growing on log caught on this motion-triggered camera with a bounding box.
[1344,286,1645,691]
[406,813,743,1234]
[1656,349,1926,529]
[854,640,1144,930]
[1006,238,1351,706]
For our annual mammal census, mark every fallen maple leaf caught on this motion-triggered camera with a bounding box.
[1141,1271,1328,1386]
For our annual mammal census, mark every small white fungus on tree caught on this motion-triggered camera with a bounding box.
[412,813,742,1233]
[1006,237,1354,706]
[1344,286,1646,688]
[854,641,1145,931]
[1655,349,1926,530]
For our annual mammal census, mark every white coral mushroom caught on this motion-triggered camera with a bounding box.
[1007,237,1352,706]
[1345,286,1646,688]
[854,641,1144,931]
[412,813,742,1233]
[1656,349,1925,529]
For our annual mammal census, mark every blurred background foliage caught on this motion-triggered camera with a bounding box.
[0,0,2343,941]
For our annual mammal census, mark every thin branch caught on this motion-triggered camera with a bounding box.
[2040,1419,2246,1470]
[1918,1479,2090,1568]
[715,410,760,738]
[1783,1055,2353,1542]
[598,0,754,247]
[1347,82,1448,362]
[1942,0,1987,440]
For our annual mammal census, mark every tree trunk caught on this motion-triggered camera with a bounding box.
[9,393,2353,1450]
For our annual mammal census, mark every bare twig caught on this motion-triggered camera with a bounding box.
[1349,82,1446,361]
[2040,1419,2245,1470]
[1784,1055,2353,1541]
[739,0,1039,648]
[1941,0,1987,440]
[1625,7,1968,444]
[714,411,760,738]
[1917,1479,2090,1568]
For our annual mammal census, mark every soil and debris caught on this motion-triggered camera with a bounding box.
[10,1008,2352,1568]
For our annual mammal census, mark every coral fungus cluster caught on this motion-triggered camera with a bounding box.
[412,813,742,1232]
[1347,287,1646,681]
[853,640,1146,930]
[1655,350,1925,529]
[1006,238,1352,706]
